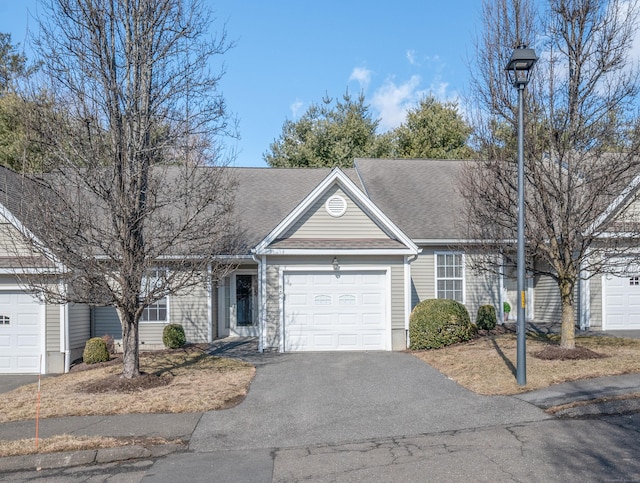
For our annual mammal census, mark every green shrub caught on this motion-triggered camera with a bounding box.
[163,323,186,349]
[409,299,476,350]
[83,337,110,364]
[476,304,497,330]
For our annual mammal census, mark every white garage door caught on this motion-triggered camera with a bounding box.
[0,291,43,373]
[283,270,388,351]
[604,273,640,330]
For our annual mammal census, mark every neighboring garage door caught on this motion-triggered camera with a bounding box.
[604,272,640,330]
[283,270,388,351]
[0,291,43,373]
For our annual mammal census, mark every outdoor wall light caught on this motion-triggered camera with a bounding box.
[332,257,340,271]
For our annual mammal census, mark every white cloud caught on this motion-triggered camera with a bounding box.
[371,75,426,131]
[290,99,304,119]
[349,66,372,91]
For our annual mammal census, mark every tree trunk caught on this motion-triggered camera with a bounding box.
[117,307,140,378]
[559,278,575,349]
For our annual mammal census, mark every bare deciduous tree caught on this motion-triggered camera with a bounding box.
[11,0,238,378]
[463,0,640,349]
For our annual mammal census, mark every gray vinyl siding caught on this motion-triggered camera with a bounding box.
[534,275,561,323]
[171,284,209,343]
[282,185,389,239]
[0,220,31,256]
[410,248,500,323]
[68,304,90,350]
[92,306,121,339]
[410,251,434,308]
[589,276,602,329]
[92,306,169,348]
[45,304,60,352]
[464,261,500,323]
[265,265,280,349]
[390,264,404,330]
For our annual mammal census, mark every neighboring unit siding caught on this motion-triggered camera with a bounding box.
[68,304,90,350]
[0,220,32,257]
[589,276,603,329]
[282,185,389,239]
[45,304,60,352]
[465,259,500,323]
[534,275,561,323]
[93,306,121,339]
[172,285,209,343]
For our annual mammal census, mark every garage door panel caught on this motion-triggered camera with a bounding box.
[0,290,43,373]
[313,314,332,326]
[284,270,388,351]
[337,313,357,325]
[17,356,38,370]
[605,273,640,330]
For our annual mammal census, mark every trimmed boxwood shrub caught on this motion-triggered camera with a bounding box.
[409,299,476,350]
[163,323,186,349]
[476,304,497,330]
[83,337,110,364]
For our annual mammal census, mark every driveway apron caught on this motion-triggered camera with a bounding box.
[191,351,549,451]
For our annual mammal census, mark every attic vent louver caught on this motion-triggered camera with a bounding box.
[325,195,347,217]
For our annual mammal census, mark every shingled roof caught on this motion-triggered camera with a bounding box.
[354,158,468,241]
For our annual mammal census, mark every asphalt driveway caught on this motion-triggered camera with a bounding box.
[191,351,550,452]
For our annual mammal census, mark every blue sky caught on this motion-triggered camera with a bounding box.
[0,1,481,167]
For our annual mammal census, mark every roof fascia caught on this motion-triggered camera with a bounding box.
[258,248,418,256]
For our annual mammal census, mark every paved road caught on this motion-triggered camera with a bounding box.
[3,351,640,481]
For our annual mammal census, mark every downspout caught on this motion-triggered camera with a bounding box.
[207,264,213,342]
[64,303,70,373]
[498,253,505,324]
[405,253,419,348]
[58,280,70,373]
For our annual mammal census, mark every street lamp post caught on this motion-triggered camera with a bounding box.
[505,45,538,386]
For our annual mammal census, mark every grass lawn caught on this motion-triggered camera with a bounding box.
[0,345,255,458]
[413,332,640,395]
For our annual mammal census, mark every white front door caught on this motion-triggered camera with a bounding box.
[0,291,44,374]
[283,270,388,351]
[218,272,258,337]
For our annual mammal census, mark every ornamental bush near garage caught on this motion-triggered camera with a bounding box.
[83,337,110,364]
[409,299,476,350]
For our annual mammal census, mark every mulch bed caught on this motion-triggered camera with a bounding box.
[79,373,172,393]
[532,345,608,361]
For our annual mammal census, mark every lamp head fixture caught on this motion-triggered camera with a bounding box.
[505,45,538,88]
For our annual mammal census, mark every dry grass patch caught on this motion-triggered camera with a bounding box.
[0,435,185,458]
[0,346,255,423]
[413,334,640,395]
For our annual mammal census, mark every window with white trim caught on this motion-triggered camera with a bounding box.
[140,268,169,323]
[436,253,464,303]
[141,297,168,322]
